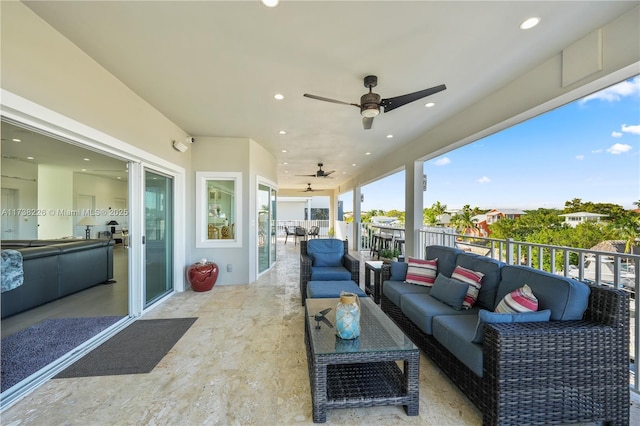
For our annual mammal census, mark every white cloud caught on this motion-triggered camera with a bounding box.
[477,176,491,184]
[621,124,640,135]
[579,76,640,104]
[575,155,584,160]
[592,149,603,154]
[611,131,623,138]
[434,157,451,166]
[606,143,632,155]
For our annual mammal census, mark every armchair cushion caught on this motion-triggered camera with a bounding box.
[311,266,351,281]
[307,239,344,267]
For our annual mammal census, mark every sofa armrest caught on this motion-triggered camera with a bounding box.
[381,263,391,281]
[483,319,629,425]
[299,253,312,304]
[343,253,360,284]
[584,283,630,327]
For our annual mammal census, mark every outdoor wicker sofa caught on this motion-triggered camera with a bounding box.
[299,239,360,305]
[380,245,630,425]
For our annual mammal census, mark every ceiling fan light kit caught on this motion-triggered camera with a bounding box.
[304,75,446,129]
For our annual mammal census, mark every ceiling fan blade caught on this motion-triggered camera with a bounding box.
[304,93,360,108]
[323,170,335,176]
[380,84,446,113]
[295,174,317,177]
[363,116,374,130]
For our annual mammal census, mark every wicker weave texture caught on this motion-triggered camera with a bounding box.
[305,298,419,423]
[299,240,360,306]
[381,283,630,426]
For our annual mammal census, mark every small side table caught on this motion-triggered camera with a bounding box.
[364,260,384,304]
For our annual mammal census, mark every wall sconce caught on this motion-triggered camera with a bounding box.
[360,194,365,203]
[78,216,97,239]
[107,220,119,234]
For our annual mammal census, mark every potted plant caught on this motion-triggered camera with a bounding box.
[379,248,400,263]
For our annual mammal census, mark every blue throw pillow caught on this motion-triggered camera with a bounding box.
[472,309,551,343]
[429,273,470,311]
[307,239,344,267]
[390,261,408,281]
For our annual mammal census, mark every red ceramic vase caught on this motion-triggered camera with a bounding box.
[187,261,219,292]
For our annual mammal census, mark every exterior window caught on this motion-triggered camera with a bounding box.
[195,171,242,248]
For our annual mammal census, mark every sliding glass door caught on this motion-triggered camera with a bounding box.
[144,170,173,306]
[258,181,277,274]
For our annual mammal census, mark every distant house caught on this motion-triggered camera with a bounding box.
[485,209,526,225]
[559,212,608,228]
[472,214,489,236]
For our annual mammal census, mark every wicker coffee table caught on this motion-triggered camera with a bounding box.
[304,297,419,423]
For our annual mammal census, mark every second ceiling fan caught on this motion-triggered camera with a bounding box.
[304,75,446,129]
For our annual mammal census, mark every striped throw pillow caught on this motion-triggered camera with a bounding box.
[451,265,485,309]
[495,284,538,313]
[404,257,438,287]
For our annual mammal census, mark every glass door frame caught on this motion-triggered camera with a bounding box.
[257,177,277,276]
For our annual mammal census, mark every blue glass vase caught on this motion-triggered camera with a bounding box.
[335,292,360,340]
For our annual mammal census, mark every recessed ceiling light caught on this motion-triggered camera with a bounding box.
[81,168,87,171]
[83,158,90,161]
[284,170,288,173]
[26,156,34,160]
[117,177,122,180]
[425,102,435,108]
[386,134,394,138]
[279,130,287,135]
[283,162,288,165]
[274,93,284,100]
[520,17,540,30]
[262,0,279,7]
[281,149,287,153]
[365,152,371,155]
[12,138,21,142]
[352,163,357,166]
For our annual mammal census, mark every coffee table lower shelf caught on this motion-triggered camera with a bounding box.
[306,346,419,422]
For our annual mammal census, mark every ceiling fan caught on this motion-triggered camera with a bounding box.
[304,75,446,129]
[300,183,318,193]
[296,163,334,178]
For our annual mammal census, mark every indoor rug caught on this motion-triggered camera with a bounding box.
[1,316,123,392]
[54,317,197,379]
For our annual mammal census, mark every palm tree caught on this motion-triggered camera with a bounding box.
[450,205,478,235]
[615,214,640,253]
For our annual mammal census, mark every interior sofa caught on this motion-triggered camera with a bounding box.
[1,239,115,318]
[299,239,360,305]
[380,245,629,425]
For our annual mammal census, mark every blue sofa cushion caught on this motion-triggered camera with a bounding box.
[424,245,463,277]
[471,308,551,343]
[430,274,469,310]
[455,252,504,311]
[432,315,484,377]
[382,280,431,307]
[390,261,408,281]
[307,280,366,299]
[307,239,344,267]
[311,266,351,281]
[401,293,477,335]
[497,265,590,320]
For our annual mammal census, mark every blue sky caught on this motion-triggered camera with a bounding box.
[344,76,639,212]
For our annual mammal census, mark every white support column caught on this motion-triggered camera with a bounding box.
[404,160,424,259]
[353,186,362,251]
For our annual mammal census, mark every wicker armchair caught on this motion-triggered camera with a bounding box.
[381,264,630,425]
[299,239,360,305]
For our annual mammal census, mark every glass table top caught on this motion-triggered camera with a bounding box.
[305,297,416,355]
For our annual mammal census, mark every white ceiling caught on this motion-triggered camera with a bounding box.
[7,1,639,191]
